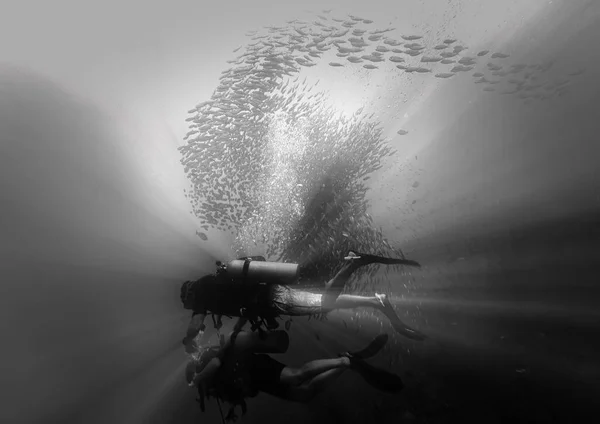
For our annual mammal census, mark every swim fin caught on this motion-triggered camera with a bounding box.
[346,334,389,360]
[348,357,404,393]
[345,251,421,268]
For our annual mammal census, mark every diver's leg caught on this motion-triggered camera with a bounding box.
[279,357,350,387]
[321,260,362,303]
[284,355,404,402]
[373,294,427,340]
[285,368,348,402]
[279,331,389,389]
[329,293,427,341]
[321,251,420,309]
[320,254,373,309]
[330,294,382,309]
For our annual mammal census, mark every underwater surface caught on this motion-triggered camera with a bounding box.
[1,1,599,423]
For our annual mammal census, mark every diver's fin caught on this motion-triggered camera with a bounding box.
[376,294,427,341]
[348,357,404,393]
[345,251,421,267]
[347,334,389,360]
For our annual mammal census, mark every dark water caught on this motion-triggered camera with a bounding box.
[2,9,600,424]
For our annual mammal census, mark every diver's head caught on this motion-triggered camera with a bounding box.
[180,280,196,310]
[180,274,218,310]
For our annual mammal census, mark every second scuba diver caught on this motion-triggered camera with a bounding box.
[187,329,403,421]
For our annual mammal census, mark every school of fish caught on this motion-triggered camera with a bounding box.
[179,10,583,288]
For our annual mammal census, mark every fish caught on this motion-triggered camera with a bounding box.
[491,52,509,59]
[440,51,457,58]
[183,14,571,261]
[329,62,344,67]
[363,55,385,62]
[383,38,403,46]
[347,56,363,63]
[402,35,423,41]
[397,129,408,135]
[451,65,473,72]
[458,57,476,65]
[363,64,378,69]
[443,38,456,44]
[421,56,442,63]
[477,50,489,56]
[338,46,364,54]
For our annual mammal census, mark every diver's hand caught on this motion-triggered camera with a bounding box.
[183,336,200,354]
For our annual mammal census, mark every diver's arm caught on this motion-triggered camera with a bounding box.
[189,312,207,335]
[183,313,207,352]
[212,314,223,330]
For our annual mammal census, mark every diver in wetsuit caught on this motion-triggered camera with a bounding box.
[187,329,402,420]
[181,251,426,355]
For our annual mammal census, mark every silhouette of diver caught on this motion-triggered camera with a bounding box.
[187,329,402,422]
[181,251,426,355]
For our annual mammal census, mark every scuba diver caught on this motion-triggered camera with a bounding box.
[187,329,403,422]
[181,251,426,354]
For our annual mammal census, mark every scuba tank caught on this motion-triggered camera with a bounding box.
[225,257,299,285]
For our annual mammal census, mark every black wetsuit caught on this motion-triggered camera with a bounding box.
[191,274,260,318]
[188,272,323,329]
[247,354,288,398]
[214,333,290,402]
[191,274,295,324]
